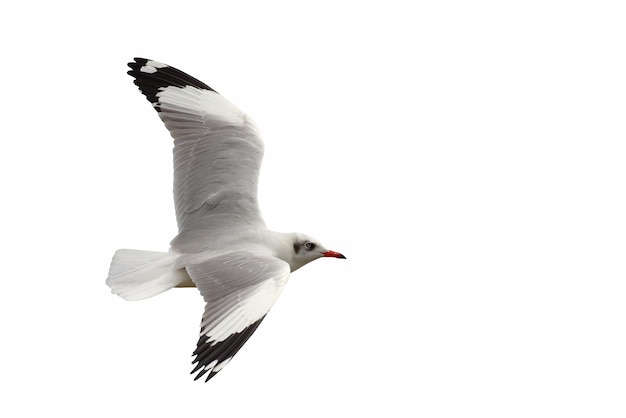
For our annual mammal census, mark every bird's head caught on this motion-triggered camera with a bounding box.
[288,233,346,272]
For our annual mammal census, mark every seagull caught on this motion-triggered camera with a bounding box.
[106,58,345,382]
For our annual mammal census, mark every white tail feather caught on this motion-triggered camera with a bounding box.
[106,249,191,301]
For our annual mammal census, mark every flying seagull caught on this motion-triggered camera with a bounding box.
[106,58,346,382]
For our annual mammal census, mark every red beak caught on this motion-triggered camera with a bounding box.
[322,250,346,259]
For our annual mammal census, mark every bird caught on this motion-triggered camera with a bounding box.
[106,58,346,383]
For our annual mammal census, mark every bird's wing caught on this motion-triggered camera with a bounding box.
[185,252,291,382]
[127,58,265,252]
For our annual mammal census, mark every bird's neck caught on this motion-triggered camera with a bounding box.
[266,231,299,272]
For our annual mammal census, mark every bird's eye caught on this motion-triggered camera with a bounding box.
[304,242,315,250]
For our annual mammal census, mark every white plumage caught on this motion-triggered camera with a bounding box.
[106,58,345,382]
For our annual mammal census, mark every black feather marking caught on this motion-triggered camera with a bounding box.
[191,315,266,382]
[127,57,217,111]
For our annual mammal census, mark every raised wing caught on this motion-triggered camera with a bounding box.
[127,58,265,252]
[185,252,290,382]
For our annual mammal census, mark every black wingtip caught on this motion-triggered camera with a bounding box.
[126,58,151,80]
[127,57,149,69]
[190,315,267,382]
[126,57,218,111]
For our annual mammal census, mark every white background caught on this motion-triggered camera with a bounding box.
[1,1,625,417]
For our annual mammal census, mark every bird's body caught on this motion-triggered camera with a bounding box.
[106,58,345,382]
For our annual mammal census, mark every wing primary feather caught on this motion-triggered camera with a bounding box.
[127,58,217,110]
[191,315,266,382]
